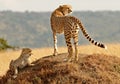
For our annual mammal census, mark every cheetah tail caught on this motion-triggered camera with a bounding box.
[73,16,107,49]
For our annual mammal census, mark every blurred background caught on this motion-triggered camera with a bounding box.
[0,0,120,48]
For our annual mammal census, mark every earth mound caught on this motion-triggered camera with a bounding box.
[0,53,120,84]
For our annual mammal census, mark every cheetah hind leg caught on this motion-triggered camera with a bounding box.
[67,50,73,62]
[65,38,73,62]
[74,43,78,62]
[73,35,79,62]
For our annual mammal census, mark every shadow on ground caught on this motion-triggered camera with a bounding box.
[0,53,120,84]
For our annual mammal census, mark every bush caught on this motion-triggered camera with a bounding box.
[0,38,15,51]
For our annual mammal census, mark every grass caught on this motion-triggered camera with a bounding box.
[1,53,120,84]
[0,43,120,76]
[0,43,120,84]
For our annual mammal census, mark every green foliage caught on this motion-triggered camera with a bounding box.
[0,38,14,50]
[0,11,120,48]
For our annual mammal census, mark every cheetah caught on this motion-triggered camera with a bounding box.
[50,4,107,62]
[9,48,34,78]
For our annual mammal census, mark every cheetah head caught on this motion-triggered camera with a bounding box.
[58,4,72,16]
[20,48,32,57]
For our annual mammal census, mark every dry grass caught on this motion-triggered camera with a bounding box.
[34,43,120,57]
[0,44,120,76]
[78,43,120,56]
[1,53,120,84]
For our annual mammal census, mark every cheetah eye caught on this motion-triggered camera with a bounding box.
[67,8,69,10]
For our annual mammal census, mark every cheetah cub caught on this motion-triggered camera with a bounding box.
[9,48,34,78]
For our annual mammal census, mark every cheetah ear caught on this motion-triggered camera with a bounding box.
[59,5,63,8]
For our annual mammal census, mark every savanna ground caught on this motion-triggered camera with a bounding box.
[0,43,120,84]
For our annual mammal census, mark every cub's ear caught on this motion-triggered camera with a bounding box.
[59,5,63,8]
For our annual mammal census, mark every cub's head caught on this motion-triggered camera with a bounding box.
[54,4,72,16]
[20,48,32,57]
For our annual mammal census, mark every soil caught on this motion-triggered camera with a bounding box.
[0,53,120,84]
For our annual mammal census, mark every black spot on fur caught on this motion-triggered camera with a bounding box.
[95,42,97,45]
[85,34,88,37]
[98,43,100,46]
[89,38,91,41]
[87,36,89,39]
[100,44,106,48]
[91,40,94,43]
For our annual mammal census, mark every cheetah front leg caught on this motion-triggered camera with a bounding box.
[27,59,35,66]
[12,67,18,78]
[53,32,58,56]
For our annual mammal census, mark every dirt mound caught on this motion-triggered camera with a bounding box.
[0,53,120,84]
